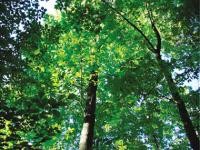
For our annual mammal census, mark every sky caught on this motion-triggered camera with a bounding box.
[38,0,199,91]
[184,78,199,91]
[39,0,57,16]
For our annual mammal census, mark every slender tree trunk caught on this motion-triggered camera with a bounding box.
[79,71,98,150]
[156,55,199,150]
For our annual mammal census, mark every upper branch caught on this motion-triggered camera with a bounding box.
[102,0,156,53]
[146,3,161,55]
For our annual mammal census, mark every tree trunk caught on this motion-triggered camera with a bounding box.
[79,71,98,150]
[156,56,199,150]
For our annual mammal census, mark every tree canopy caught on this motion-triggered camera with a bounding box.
[0,0,199,149]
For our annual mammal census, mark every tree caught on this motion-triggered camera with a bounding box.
[102,0,199,149]
[79,71,98,150]
[0,0,46,148]
[1,0,199,149]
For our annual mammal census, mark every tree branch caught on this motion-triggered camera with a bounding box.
[146,3,161,56]
[102,0,156,53]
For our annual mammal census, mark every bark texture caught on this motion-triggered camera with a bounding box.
[79,71,98,150]
[157,57,199,150]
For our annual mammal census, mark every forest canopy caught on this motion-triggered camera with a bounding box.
[0,0,199,149]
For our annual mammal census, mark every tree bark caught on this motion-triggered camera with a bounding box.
[156,56,199,150]
[79,71,98,150]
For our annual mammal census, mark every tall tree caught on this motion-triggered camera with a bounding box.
[79,71,98,150]
[102,0,199,149]
[55,1,106,148]
[0,0,46,148]
[1,0,199,149]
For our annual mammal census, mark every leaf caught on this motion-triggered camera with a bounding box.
[103,124,112,132]
[75,72,81,78]
[34,49,40,55]
[115,140,127,150]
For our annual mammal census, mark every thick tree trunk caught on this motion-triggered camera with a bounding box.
[156,56,199,150]
[79,71,98,150]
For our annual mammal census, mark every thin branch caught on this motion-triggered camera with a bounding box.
[102,0,156,53]
[152,134,160,150]
[146,3,161,55]
[139,76,161,106]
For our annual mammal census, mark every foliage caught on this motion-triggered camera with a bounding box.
[0,0,199,149]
